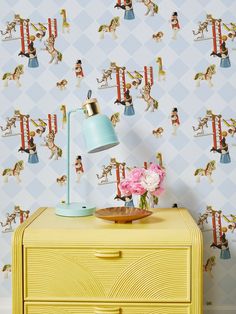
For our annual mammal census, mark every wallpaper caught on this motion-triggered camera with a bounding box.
[1,0,236,313]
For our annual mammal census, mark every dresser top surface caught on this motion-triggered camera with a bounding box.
[19,207,201,246]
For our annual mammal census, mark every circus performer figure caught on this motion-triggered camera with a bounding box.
[18,35,39,68]
[75,155,84,183]
[171,12,180,40]
[171,107,180,135]
[18,131,39,164]
[211,228,231,260]
[114,83,135,116]
[31,22,47,41]
[114,194,134,207]
[74,60,84,88]
[126,70,143,89]
[31,118,47,137]
[114,0,135,20]
[210,35,231,68]
[210,131,231,164]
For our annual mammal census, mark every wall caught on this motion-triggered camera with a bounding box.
[0,0,236,313]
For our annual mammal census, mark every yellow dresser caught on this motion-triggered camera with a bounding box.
[12,207,203,314]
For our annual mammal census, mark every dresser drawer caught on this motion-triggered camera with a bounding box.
[24,247,191,302]
[25,302,190,314]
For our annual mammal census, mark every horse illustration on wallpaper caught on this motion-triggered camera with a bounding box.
[43,34,62,64]
[98,17,120,39]
[194,160,216,183]
[2,64,24,87]
[42,130,62,160]
[139,83,158,112]
[137,0,158,16]
[2,160,24,183]
[194,64,216,87]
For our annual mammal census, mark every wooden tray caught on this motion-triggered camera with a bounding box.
[94,207,152,223]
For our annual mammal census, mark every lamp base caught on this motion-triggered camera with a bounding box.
[55,202,96,217]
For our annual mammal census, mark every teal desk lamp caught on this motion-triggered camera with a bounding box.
[55,90,119,217]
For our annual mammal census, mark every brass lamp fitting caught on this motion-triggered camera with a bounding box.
[82,98,100,118]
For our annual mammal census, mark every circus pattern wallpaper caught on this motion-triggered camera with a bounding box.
[0,0,236,313]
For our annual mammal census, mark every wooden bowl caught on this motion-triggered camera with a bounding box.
[94,207,153,224]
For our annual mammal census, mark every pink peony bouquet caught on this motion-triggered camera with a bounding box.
[119,163,165,209]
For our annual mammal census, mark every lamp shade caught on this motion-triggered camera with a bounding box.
[82,113,119,153]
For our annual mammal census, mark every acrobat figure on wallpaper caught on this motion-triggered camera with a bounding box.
[210,35,231,68]
[74,60,84,88]
[126,70,143,89]
[18,131,39,164]
[31,22,47,41]
[170,12,180,40]
[114,0,135,20]
[170,107,180,135]
[31,118,47,137]
[114,194,134,207]
[211,228,231,260]
[223,214,236,233]
[210,131,231,164]
[75,155,84,183]
[114,83,135,116]
[18,36,39,68]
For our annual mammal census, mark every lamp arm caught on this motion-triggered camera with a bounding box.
[66,108,83,205]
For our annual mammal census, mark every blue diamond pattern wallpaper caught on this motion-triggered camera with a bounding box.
[1,0,236,313]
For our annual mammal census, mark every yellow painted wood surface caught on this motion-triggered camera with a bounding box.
[25,302,190,314]
[24,247,190,302]
[13,207,203,314]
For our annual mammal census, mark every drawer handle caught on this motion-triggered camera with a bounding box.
[94,250,121,258]
[94,307,121,314]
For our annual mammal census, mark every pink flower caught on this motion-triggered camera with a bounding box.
[128,168,145,182]
[130,182,146,195]
[149,163,165,178]
[152,186,165,196]
[119,179,132,196]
